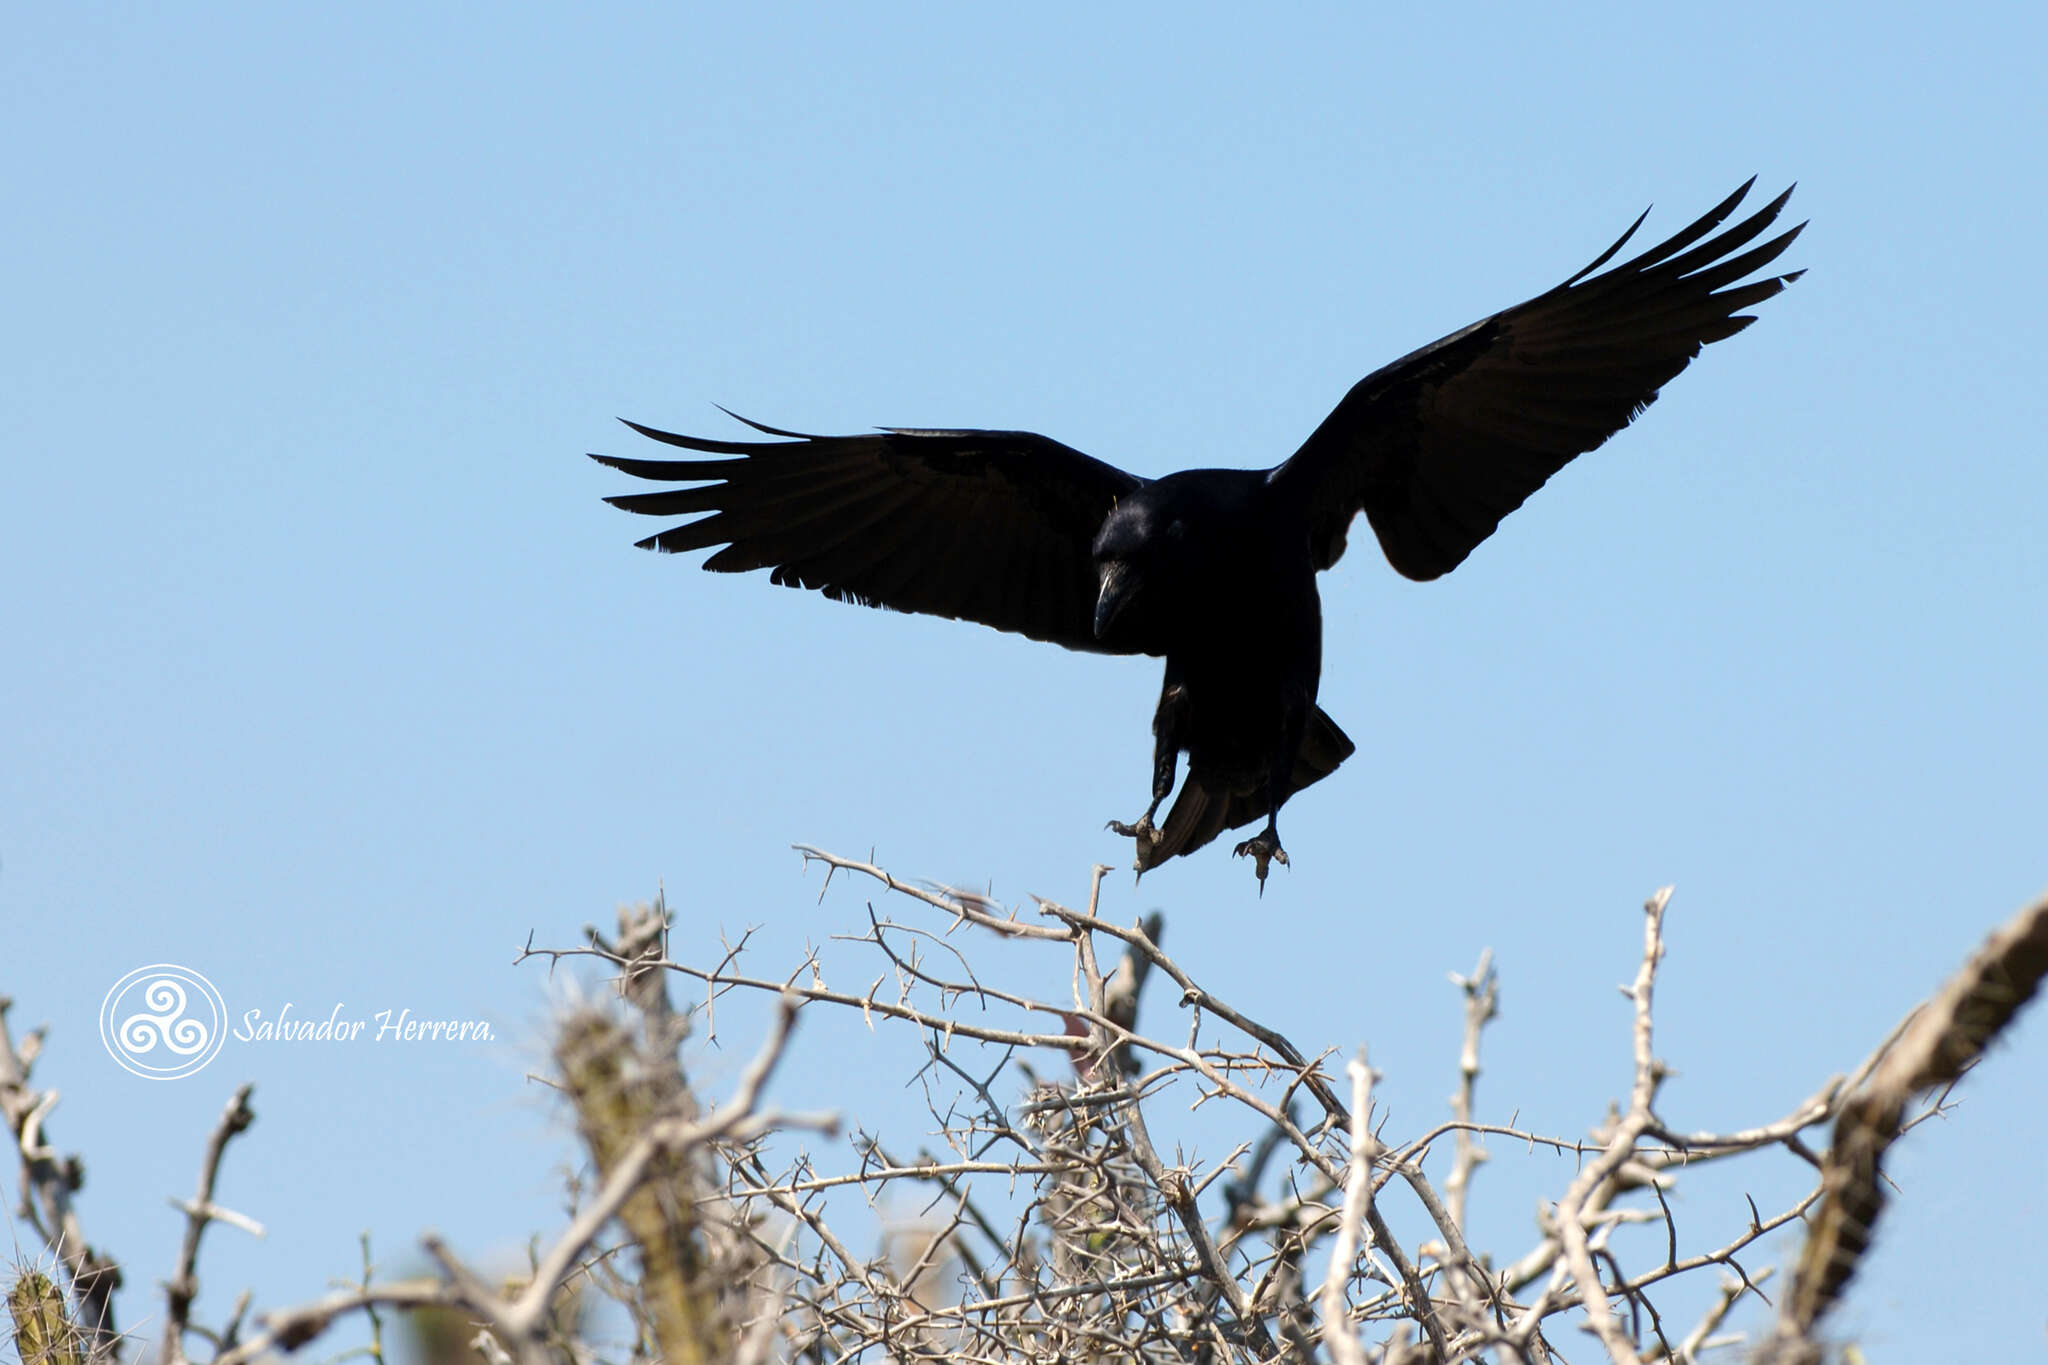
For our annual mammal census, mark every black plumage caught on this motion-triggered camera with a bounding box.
[594,181,1804,888]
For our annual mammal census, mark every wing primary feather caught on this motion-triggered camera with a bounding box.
[1559,205,1654,288]
[591,452,758,480]
[603,488,721,516]
[710,406,828,440]
[612,421,798,456]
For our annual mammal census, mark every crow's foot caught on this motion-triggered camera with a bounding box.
[1233,831,1289,893]
[1108,815,1164,873]
[1107,815,1159,843]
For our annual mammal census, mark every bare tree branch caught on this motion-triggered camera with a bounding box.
[8,856,2039,1365]
[162,1084,260,1365]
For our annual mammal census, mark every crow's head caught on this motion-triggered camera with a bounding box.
[1091,487,1185,643]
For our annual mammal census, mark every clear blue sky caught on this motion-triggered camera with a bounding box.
[5,4,2043,1358]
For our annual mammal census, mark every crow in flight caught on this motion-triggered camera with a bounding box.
[595,181,1802,889]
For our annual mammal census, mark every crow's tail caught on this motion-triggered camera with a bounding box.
[1134,707,1356,875]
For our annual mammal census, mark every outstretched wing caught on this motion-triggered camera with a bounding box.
[593,414,1146,653]
[1270,179,1805,580]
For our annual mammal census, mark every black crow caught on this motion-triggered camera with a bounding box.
[594,181,1802,888]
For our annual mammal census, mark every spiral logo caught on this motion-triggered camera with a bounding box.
[100,964,227,1080]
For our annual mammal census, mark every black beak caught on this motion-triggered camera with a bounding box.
[1094,561,1135,640]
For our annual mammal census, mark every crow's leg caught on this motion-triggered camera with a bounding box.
[1108,675,1189,862]
[1234,692,1309,893]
